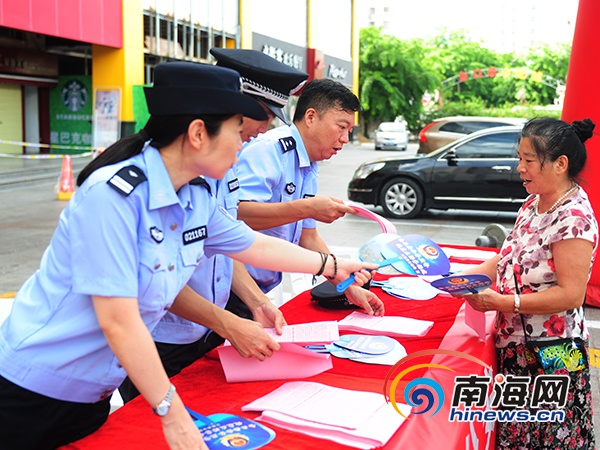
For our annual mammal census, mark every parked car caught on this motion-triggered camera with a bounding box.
[373,121,409,151]
[417,116,527,154]
[348,125,528,219]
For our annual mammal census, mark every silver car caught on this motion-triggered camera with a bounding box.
[373,121,409,151]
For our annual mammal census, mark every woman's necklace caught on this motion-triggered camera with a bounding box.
[534,184,579,215]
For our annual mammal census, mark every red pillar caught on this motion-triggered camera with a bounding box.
[561,0,600,306]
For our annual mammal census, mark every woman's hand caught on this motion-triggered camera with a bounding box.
[460,289,507,312]
[161,395,207,450]
[330,257,377,286]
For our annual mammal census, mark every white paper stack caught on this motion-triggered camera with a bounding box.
[337,311,434,338]
[242,381,411,449]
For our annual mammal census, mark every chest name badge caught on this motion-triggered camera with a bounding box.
[303,193,315,198]
[279,137,296,153]
[228,178,240,192]
[285,182,296,195]
[183,226,208,245]
[150,226,164,243]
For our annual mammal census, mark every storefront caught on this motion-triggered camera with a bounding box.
[0,47,58,154]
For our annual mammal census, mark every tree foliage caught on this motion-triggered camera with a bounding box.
[358,27,438,133]
[358,27,571,133]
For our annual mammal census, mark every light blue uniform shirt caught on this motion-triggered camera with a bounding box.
[152,168,240,344]
[235,124,319,293]
[0,146,255,403]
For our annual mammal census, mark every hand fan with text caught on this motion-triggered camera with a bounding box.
[430,274,493,295]
[337,233,450,292]
[336,233,401,292]
[187,407,276,450]
[378,234,451,276]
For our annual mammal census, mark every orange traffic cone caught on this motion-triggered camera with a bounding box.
[57,155,75,201]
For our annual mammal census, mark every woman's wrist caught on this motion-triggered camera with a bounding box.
[326,254,338,280]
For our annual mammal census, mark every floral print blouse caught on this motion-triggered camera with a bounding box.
[494,187,598,348]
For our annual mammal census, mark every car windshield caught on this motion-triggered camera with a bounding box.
[379,123,404,132]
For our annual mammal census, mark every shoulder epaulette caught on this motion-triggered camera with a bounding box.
[107,165,147,196]
[279,136,296,153]
[189,176,212,194]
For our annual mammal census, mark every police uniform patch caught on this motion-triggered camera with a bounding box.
[107,166,147,196]
[150,226,164,243]
[228,178,240,192]
[189,176,211,194]
[183,226,208,245]
[285,182,296,195]
[279,137,296,153]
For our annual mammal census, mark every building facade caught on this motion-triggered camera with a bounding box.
[0,0,358,155]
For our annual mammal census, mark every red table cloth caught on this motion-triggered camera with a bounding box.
[63,245,498,450]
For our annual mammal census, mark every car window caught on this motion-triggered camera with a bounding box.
[439,120,515,135]
[453,132,519,159]
[379,122,405,132]
[461,121,512,133]
[439,122,470,134]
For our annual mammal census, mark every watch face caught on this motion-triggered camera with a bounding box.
[155,403,169,416]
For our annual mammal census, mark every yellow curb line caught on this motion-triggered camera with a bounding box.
[0,292,16,298]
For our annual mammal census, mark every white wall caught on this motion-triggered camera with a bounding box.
[251,0,307,47]
[311,0,353,60]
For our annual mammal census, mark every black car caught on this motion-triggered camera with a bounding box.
[348,125,528,219]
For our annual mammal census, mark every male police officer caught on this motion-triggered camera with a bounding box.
[230,77,385,323]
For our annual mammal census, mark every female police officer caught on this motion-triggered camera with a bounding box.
[0,61,375,450]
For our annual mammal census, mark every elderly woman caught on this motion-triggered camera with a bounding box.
[462,118,597,450]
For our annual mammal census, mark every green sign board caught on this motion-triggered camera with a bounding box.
[49,75,93,154]
[132,84,151,133]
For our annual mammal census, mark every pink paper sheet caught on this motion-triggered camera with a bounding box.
[218,343,333,383]
[345,203,398,234]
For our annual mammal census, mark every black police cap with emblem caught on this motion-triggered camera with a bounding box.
[210,47,309,125]
[144,61,267,120]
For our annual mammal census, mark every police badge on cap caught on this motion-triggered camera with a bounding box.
[210,48,309,124]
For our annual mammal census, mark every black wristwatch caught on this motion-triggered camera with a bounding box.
[152,383,176,417]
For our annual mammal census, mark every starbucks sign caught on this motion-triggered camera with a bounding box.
[50,76,93,154]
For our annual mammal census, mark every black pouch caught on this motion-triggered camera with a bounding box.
[310,280,366,310]
[525,337,587,374]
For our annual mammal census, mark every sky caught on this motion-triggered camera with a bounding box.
[359,0,580,54]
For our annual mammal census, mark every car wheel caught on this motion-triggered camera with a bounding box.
[374,144,381,150]
[379,177,424,219]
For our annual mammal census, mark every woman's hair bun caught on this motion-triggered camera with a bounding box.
[572,118,595,144]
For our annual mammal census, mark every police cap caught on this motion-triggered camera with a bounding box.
[144,61,267,120]
[210,47,309,124]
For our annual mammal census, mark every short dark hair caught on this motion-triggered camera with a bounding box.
[293,78,360,123]
[521,117,595,182]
